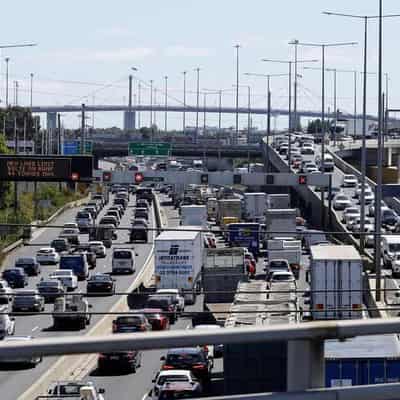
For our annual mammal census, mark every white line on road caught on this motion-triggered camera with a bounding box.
[31,326,39,332]
[141,392,149,400]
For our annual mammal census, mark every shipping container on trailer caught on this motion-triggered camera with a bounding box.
[325,334,400,387]
[310,245,363,320]
[181,205,207,227]
[266,194,290,210]
[227,223,260,257]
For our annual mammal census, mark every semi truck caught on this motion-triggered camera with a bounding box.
[227,223,260,257]
[154,227,203,305]
[202,247,246,303]
[244,193,266,222]
[181,205,208,227]
[309,245,362,320]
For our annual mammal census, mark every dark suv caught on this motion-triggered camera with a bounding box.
[161,348,212,381]
[2,268,28,288]
[145,295,177,324]
[15,257,40,276]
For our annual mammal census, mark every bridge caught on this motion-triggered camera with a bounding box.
[31,104,381,131]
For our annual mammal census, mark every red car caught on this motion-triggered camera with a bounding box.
[135,308,170,331]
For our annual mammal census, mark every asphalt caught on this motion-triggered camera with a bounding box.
[81,197,224,400]
[0,191,154,400]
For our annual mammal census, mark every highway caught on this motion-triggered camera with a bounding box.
[83,196,224,400]
[0,190,155,400]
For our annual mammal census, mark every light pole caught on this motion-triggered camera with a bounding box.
[234,44,241,145]
[194,67,200,144]
[164,75,168,133]
[0,43,36,105]
[203,88,233,141]
[30,73,33,108]
[182,71,187,135]
[323,10,400,297]
[138,82,141,129]
[289,40,300,130]
[233,85,251,144]
[294,42,357,170]
[149,79,154,128]
[5,58,9,107]
[244,72,291,170]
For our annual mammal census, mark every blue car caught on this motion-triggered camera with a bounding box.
[2,268,28,288]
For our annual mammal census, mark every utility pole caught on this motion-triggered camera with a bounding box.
[5,58,9,107]
[182,71,187,135]
[30,73,33,108]
[194,67,200,144]
[138,82,141,129]
[234,44,241,145]
[81,103,86,154]
[14,116,18,217]
[164,75,168,133]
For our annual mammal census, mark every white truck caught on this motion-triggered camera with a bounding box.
[207,197,219,220]
[244,193,266,222]
[218,199,242,223]
[154,227,203,305]
[181,205,208,227]
[266,194,290,210]
[265,209,297,239]
[309,245,362,320]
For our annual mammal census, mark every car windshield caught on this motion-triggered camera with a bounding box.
[345,175,355,180]
[57,384,83,395]
[158,376,190,385]
[389,243,400,252]
[270,261,288,269]
[77,212,90,219]
[166,352,205,364]
[114,251,132,259]
[91,275,109,282]
[346,208,359,214]
[116,316,143,325]
[272,274,292,281]
[38,249,53,254]
[62,230,76,234]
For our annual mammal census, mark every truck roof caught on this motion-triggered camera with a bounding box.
[325,334,400,359]
[310,245,361,261]
[156,227,202,241]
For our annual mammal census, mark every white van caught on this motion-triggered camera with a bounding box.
[112,248,136,274]
[316,153,334,172]
[382,235,400,268]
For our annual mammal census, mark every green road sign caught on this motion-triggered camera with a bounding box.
[128,142,171,156]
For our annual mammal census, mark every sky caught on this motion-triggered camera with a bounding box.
[2,0,400,130]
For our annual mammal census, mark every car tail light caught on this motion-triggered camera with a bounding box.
[155,275,161,283]
[162,365,174,370]
[352,304,361,310]
[188,277,193,283]
[316,304,324,310]
[112,323,117,332]
[98,354,106,359]
[192,364,206,369]
[139,324,146,331]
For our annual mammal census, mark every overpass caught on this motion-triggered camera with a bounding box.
[31,104,382,131]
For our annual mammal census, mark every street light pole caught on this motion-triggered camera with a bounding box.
[164,75,168,133]
[290,40,299,131]
[182,71,187,135]
[234,44,241,145]
[30,73,33,108]
[138,82,141,129]
[194,67,200,144]
[5,58,9,107]
[322,10,400,294]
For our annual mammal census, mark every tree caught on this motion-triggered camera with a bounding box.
[0,133,11,209]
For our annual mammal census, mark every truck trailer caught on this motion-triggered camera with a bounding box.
[310,245,363,320]
[154,227,203,305]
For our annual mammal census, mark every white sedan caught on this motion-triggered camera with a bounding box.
[49,270,78,291]
[342,207,360,224]
[151,370,201,399]
[358,190,375,205]
[89,241,107,258]
[342,174,358,187]
[36,248,60,265]
[333,195,352,211]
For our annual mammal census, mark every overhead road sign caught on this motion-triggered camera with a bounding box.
[128,142,171,156]
[63,140,93,155]
[0,155,93,182]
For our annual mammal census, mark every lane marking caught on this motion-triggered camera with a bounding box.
[31,326,39,332]
[18,197,160,400]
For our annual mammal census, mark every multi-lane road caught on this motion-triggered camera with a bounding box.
[0,191,155,399]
